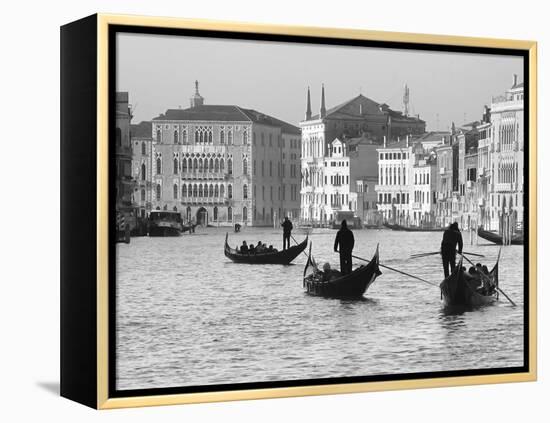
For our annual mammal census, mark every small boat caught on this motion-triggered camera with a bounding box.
[148,210,183,237]
[477,227,523,245]
[303,244,382,299]
[440,250,500,307]
[383,222,442,232]
[224,233,308,265]
[182,222,197,233]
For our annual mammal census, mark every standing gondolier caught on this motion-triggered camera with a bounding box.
[281,216,293,250]
[441,222,463,278]
[334,220,355,275]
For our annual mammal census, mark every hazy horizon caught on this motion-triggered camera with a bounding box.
[116,32,523,131]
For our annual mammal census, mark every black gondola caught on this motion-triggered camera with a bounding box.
[303,244,382,299]
[383,222,442,232]
[440,250,501,307]
[224,233,307,265]
[477,227,523,245]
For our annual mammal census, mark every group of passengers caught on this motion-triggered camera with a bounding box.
[238,240,278,255]
[462,262,495,295]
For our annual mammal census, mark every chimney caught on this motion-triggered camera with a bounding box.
[320,84,326,119]
[305,86,312,121]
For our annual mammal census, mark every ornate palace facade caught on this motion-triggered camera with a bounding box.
[149,82,301,226]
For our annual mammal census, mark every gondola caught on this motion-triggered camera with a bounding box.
[477,227,523,245]
[383,222,442,232]
[439,250,501,307]
[303,244,382,299]
[224,233,307,265]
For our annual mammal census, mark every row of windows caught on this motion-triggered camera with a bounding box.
[379,166,407,186]
[379,152,409,161]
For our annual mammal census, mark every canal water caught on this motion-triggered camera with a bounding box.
[115,227,525,390]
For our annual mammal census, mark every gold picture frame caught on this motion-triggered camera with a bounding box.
[60,13,537,409]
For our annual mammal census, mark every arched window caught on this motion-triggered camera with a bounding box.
[228,206,233,221]
[193,158,198,171]
[173,158,178,174]
[173,184,178,199]
[214,158,219,172]
[141,142,146,155]
[186,206,191,221]
[156,157,162,175]
[214,185,219,197]
[228,158,233,175]
[141,163,146,181]
[192,184,198,197]
[209,184,214,197]
[157,129,162,143]
[220,130,225,144]
[243,131,248,145]
[182,130,187,144]
[174,130,178,144]
[213,206,218,221]
[243,207,248,221]
[182,184,187,198]
[220,158,225,171]
[220,184,225,198]
[141,189,145,201]
[182,159,187,172]
[228,184,233,199]
[208,131,213,143]
[199,132,204,144]
[198,184,203,197]
[156,184,161,200]
[243,158,248,175]
[243,184,248,199]
[209,158,214,172]
[115,127,122,146]
[198,158,203,172]
[269,161,273,177]
[228,131,233,145]
[194,130,199,143]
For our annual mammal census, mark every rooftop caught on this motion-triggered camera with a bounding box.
[131,121,153,139]
[153,105,300,135]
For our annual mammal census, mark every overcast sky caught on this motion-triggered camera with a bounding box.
[116,32,523,131]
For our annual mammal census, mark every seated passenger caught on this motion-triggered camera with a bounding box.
[481,265,489,275]
[256,241,264,253]
[248,244,256,254]
[267,245,274,252]
[240,241,249,254]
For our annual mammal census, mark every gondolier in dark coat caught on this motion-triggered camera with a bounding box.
[441,222,463,278]
[334,220,355,275]
[281,217,293,250]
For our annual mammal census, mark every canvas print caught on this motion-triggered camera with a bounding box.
[113,30,526,392]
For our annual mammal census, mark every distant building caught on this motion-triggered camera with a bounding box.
[487,75,524,233]
[300,85,424,224]
[130,121,153,219]
[115,92,136,223]
[150,82,301,226]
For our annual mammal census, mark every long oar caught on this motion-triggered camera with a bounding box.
[410,251,485,259]
[460,252,516,307]
[337,251,439,288]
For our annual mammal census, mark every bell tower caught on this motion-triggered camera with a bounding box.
[190,80,204,108]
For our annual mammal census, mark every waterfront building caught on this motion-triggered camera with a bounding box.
[476,119,492,228]
[150,81,301,226]
[300,85,425,224]
[487,75,524,233]
[130,121,153,219]
[115,92,136,225]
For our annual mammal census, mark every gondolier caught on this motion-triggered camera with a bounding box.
[441,222,463,278]
[334,220,355,275]
[281,216,293,250]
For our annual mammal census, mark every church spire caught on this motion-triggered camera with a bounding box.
[305,86,312,120]
[320,83,326,119]
[190,80,204,108]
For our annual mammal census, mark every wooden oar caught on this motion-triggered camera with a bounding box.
[336,251,439,288]
[460,252,516,307]
[410,251,485,259]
